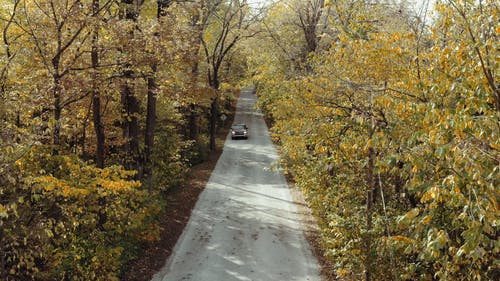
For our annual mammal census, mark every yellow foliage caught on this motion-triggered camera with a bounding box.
[392,235,413,244]
[252,1,499,278]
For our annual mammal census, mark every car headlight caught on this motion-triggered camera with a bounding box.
[243,131,247,135]
[231,131,235,135]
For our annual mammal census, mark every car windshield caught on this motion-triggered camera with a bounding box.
[232,125,246,130]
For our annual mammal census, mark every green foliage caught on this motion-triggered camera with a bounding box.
[184,134,210,165]
[1,147,162,280]
[152,122,190,191]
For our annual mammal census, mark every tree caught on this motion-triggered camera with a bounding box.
[119,0,142,172]
[0,1,200,279]
[292,0,326,63]
[250,0,499,280]
[91,0,105,168]
[200,0,260,150]
[0,0,21,100]
[19,1,91,147]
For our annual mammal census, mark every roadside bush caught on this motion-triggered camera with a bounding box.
[184,134,210,165]
[152,122,191,191]
[0,146,161,280]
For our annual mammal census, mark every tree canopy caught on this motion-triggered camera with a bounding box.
[250,0,499,280]
[0,0,254,279]
[0,0,498,280]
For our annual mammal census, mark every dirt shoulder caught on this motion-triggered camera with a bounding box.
[123,141,226,281]
[122,121,233,281]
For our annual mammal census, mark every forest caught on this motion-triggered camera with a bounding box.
[0,0,498,280]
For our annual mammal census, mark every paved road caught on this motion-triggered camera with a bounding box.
[152,87,321,281]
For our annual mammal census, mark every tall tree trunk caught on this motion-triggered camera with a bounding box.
[127,89,140,168]
[144,64,157,183]
[92,0,105,168]
[187,47,201,142]
[142,0,172,184]
[208,71,219,151]
[187,1,204,142]
[365,146,375,281]
[296,0,325,71]
[120,0,141,172]
[120,74,140,172]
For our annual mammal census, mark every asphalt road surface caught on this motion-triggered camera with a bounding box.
[152,87,321,281]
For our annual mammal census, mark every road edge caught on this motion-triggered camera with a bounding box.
[122,93,238,281]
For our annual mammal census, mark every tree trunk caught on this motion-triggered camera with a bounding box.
[53,74,61,148]
[157,0,173,18]
[0,227,5,281]
[208,69,219,150]
[365,146,375,281]
[209,97,218,151]
[189,103,198,141]
[144,64,157,183]
[15,111,20,127]
[141,0,174,184]
[187,3,203,143]
[187,48,200,143]
[120,0,141,172]
[297,0,325,71]
[127,90,141,170]
[92,0,105,168]
[92,89,105,168]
